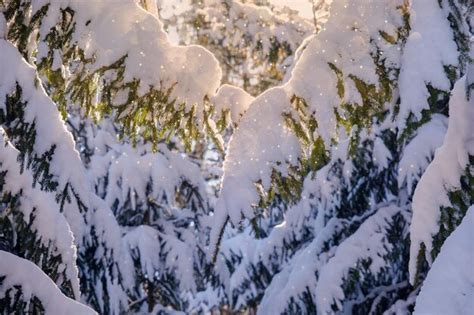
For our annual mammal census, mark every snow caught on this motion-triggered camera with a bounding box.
[162,232,197,293]
[1,0,472,313]
[0,39,133,311]
[211,0,406,252]
[315,205,406,313]
[409,73,474,282]
[0,39,87,240]
[123,223,199,296]
[0,251,96,315]
[73,105,212,309]
[31,0,222,115]
[98,144,202,211]
[123,226,160,280]
[398,114,448,194]
[373,137,393,171]
[211,84,255,125]
[414,206,474,315]
[85,120,206,213]
[398,0,459,128]
[211,86,300,248]
[258,217,344,315]
[290,0,404,140]
[88,125,207,296]
[0,127,80,299]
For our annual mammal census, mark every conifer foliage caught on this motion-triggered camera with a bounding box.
[0,0,472,314]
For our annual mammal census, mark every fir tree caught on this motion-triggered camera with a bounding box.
[0,0,472,314]
[0,0,222,312]
[209,0,472,313]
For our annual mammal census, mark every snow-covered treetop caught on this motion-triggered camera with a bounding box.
[210,0,467,260]
[2,0,222,147]
[210,0,409,255]
[36,0,221,105]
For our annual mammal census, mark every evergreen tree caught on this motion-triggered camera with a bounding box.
[0,0,222,313]
[0,39,91,313]
[410,52,473,314]
[0,0,472,314]
[74,116,213,312]
[209,0,472,313]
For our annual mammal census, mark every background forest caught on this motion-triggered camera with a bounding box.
[0,0,472,314]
